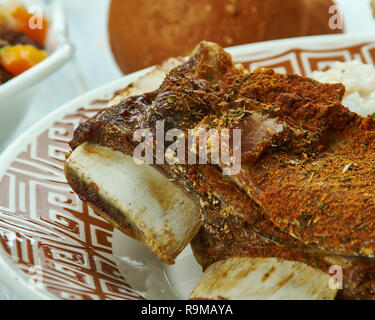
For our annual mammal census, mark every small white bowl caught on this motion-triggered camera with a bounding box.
[0,0,74,149]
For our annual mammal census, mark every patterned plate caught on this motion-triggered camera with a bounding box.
[1,34,375,300]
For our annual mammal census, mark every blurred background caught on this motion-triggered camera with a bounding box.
[2,0,375,151]
[0,0,374,299]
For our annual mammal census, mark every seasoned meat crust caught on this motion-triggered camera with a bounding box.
[210,70,375,258]
[68,41,375,299]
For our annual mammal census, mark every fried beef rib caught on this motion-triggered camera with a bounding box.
[66,41,375,299]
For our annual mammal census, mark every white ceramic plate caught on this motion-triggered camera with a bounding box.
[0,34,375,300]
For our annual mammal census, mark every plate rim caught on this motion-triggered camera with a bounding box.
[1,33,375,300]
[0,67,151,300]
[226,32,375,56]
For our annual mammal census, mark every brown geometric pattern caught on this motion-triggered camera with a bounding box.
[241,42,375,75]
[0,105,143,300]
[0,39,374,300]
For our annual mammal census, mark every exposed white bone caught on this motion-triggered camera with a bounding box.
[190,257,337,300]
[65,143,202,264]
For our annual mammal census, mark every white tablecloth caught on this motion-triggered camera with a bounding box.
[0,0,374,300]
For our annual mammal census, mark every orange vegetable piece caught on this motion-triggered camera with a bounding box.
[0,45,48,76]
[11,5,49,45]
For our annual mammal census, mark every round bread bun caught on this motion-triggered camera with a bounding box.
[109,0,342,74]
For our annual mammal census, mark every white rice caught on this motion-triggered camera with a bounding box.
[311,60,375,117]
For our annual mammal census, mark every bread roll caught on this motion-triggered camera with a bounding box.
[108,0,341,74]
